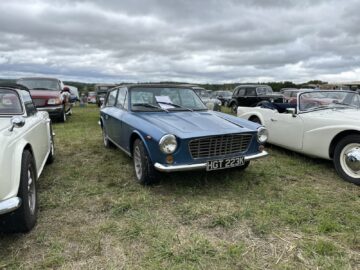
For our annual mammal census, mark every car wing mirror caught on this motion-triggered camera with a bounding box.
[286,108,297,117]
[9,116,25,131]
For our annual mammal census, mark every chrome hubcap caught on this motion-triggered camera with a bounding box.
[340,143,360,178]
[27,167,36,214]
[134,146,142,180]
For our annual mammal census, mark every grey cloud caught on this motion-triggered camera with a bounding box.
[0,0,359,83]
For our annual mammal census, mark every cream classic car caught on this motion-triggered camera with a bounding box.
[0,85,54,233]
[237,90,360,185]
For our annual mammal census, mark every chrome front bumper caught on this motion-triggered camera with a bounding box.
[37,105,63,113]
[0,197,21,215]
[154,151,268,172]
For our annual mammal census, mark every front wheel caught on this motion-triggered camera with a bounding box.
[0,150,38,233]
[58,106,67,123]
[333,135,360,185]
[231,103,238,114]
[133,139,158,185]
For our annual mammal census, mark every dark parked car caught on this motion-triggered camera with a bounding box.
[212,90,233,106]
[229,85,284,113]
[17,77,72,122]
[100,84,268,185]
[95,84,116,107]
[190,86,221,111]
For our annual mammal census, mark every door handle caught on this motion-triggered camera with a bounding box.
[270,118,277,122]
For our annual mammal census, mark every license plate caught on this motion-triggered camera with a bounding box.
[206,156,245,171]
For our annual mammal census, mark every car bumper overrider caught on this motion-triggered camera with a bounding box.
[0,197,21,215]
[154,151,268,172]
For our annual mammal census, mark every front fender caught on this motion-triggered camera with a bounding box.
[0,137,32,201]
[237,107,266,126]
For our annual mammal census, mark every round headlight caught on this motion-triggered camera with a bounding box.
[159,134,177,154]
[257,127,268,143]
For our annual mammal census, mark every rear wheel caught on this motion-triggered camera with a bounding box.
[334,135,360,185]
[0,150,38,233]
[133,139,157,185]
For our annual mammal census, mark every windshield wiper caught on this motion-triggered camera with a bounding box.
[156,101,193,111]
[132,103,168,112]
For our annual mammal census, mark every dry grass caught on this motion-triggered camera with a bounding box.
[0,105,359,269]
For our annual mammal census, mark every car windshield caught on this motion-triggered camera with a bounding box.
[0,89,23,115]
[131,87,207,111]
[216,91,232,97]
[298,91,360,112]
[256,87,273,95]
[18,78,60,91]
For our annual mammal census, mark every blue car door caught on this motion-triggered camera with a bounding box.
[102,88,118,141]
[111,88,128,147]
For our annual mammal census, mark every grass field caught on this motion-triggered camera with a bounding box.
[0,105,359,269]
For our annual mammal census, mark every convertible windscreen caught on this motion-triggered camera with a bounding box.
[130,87,207,111]
[299,91,360,111]
[18,79,59,91]
[0,90,23,114]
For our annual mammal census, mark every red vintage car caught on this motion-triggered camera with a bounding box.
[17,77,72,122]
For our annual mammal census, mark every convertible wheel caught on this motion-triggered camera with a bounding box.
[102,127,114,148]
[334,135,360,185]
[46,123,55,164]
[0,150,38,233]
[133,139,157,185]
[231,103,238,114]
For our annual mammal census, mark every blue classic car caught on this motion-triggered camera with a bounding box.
[100,84,268,184]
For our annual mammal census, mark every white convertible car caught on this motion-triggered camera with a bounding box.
[0,85,54,233]
[237,90,360,185]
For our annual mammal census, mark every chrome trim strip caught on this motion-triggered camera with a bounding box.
[154,151,268,172]
[0,197,21,215]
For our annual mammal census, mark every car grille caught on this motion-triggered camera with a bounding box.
[33,98,46,107]
[189,134,253,159]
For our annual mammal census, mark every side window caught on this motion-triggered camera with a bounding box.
[245,88,256,96]
[116,88,127,109]
[123,90,128,110]
[21,90,37,116]
[238,88,245,96]
[106,89,118,106]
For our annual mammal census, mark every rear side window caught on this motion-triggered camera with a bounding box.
[245,88,256,96]
[237,89,245,96]
[116,88,127,109]
[106,89,118,106]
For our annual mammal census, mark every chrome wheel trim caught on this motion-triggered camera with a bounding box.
[27,166,36,215]
[340,143,360,178]
[134,145,142,180]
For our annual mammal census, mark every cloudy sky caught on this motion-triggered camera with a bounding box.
[0,0,359,83]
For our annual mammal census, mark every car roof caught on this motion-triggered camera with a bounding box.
[125,83,198,90]
[235,84,271,88]
[0,83,30,92]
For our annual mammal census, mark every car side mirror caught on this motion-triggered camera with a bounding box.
[9,116,25,131]
[286,108,297,117]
